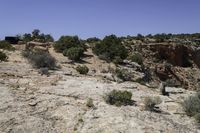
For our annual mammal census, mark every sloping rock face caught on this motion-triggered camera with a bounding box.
[26,41,50,52]
[143,44,200,68]
[193,48,200,68]
[146,44,194,67]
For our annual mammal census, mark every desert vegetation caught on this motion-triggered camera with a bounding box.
[86,98,94,108]
[115,68,132,81]
[92,35,128,62]
[144,97,162,112]
[0,51,8,61]
[0,40,15,51]
[0,31,200,132]
[104,90,134,106]
[183,92,200,123]
[128,53,143,65]
[54,36,86,61]
[76,65,89,74]
[22,29,54,43]
[63,47,84,61]
[22,50,56,70]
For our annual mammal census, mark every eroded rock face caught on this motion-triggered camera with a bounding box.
[193,48,200,68]
[141,43,200,68]
[26,41,50,52]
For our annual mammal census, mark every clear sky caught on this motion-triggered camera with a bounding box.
[0,0,200,40]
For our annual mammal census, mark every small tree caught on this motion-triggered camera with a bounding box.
[93,35,128,62]
[32,29,40,39]
[54,36,84,53]
[44,34,54,42]
[23,33,33,42]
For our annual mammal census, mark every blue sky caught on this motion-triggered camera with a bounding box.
[0,0,200,40]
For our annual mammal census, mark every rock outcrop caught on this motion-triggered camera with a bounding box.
[142,43,200,68]
[26,41,50,52]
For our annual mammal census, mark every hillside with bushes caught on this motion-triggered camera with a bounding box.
[0,31,200,133]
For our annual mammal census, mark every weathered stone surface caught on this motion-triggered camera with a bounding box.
[0,47,199,133]
[143,43,200,68]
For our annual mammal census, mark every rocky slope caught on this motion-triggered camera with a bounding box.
[0,46,199,133]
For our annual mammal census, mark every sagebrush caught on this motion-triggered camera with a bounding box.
[22,50,56,69]
[105,90,133,106]
[0,41,15,51]
[76,65,89,74]
[0,51,8,61]
[144,96,162,112]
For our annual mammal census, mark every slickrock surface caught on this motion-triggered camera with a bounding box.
[0,49,199,133]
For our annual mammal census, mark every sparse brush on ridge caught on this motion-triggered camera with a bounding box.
[54,36,86,61]
[92,35,128,62]
[0,41,15,51]
[54,36,85,53]
[22,29,54,43]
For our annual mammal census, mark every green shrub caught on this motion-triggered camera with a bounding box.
[22,50,56,69]
[22,33,33,43]
[142,67,152,83]
[194,113,200,123]
[86,98,94,108]
[115,68,132,81]
[105,90,133,106]
[183,92,200,117]
[76,65,89,74]
[0,41,15,51]
[54,36,84,53]
[93,35,128,62]
[0,51,8,61]
[63,47,84,61]
[22,30,54,43]
[39,67,49,76]
[113,56,123,65]
[144,97,162,112]
[128,53,143,65]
